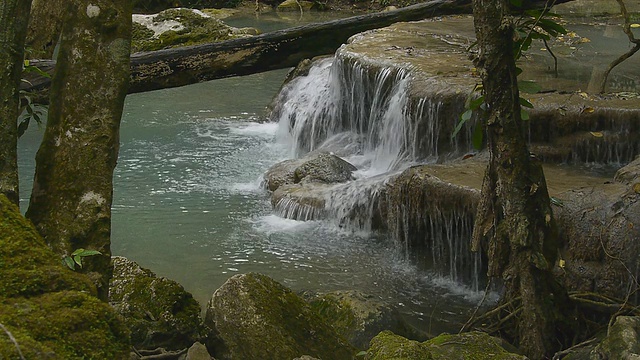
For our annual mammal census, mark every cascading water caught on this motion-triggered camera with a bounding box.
[270,53,483,288]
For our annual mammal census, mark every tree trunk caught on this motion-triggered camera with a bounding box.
[26,0,132,301]
[0,0,32,205]
[470,0,570,358]
[25,0,67,58]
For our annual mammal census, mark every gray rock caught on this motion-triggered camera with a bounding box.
[109,256,202,350]
[305,290,426,350]
[366,331,526,359]
[263,151,356,192]
[615,156,640,185]
[554,181,640,300]
[186,342,213,360]
[591,316,640,359]
[204,273,355,360]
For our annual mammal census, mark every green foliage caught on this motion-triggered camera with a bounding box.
[19,60,49,138]
[62,248,102,270]
[452,3,566,149]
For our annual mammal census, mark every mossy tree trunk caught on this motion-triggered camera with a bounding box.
[25,0,67,58]
[470,0,571,358]
[0,0,32,205]
[26,0,132,301]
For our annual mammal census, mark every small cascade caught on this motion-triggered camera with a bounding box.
[269,54,483,289]
[271,55,456,173]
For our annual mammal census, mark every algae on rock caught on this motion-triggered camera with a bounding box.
[109,256,202,350]
[0,195,130,359]
[204,272,355,360]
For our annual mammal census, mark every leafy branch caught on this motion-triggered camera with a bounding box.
[452,0,566,149]
[62,248,102,270]
[18,59,49,137]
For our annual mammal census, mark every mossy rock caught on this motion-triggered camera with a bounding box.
[426,332,526,359]
[204,272,355,359]
[590,316,640,359]
[109,256,202,350]
[306,290,425,350]
[0,195,130,359]
[366,331,526,360]
[366,330,433,360]
[132,8,258,53]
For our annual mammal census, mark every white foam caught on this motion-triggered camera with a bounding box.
[251,215,317,235]
[229,122,279,138]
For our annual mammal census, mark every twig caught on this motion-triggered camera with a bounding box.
[0,323,26,360]
[542,38,558,77]
[599,0,640,93]
[460,278,493,333]
[552,337,598,360]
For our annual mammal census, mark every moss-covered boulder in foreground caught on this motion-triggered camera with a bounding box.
[306,290,425,350]
[109,256,202,350]
[0,195,130,359]
[204,272,355,359]
[366,331,526,360]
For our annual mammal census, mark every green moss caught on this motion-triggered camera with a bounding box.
[367,330,433,360]
[131,8,255,52]
[207,273,355,359]
[309,295,359,339]
[110,256,202,350]
[426,332,525,360]
[0,195,130,359]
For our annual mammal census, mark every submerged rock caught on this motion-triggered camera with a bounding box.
[0,195,130,359]
[132,8,258,52]
[109,256,202,350]
[305,290,425,350]
[204,272,355,359]
[366,330,526,360]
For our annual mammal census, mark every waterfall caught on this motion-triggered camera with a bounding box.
[269,54,482,288]
[271,55,452,174]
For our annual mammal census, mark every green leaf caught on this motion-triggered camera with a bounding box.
[469,96,484,110]
[521,109,530,120]
[519,97,534,108]
[63,256,75,270]
[76,250,101,257]
[518,80,542,94]
[461,109,473,122]
[451,113,470,139]
[538,19,567,35]
[73,255,83,268]
[509,0,522,7]
[17,119,30,138]
[71,248,86,256]
[472,123,484,150]
[356,351,368,357]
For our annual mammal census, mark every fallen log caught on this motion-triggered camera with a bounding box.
[23,0,576,94]
[24,0,471,94]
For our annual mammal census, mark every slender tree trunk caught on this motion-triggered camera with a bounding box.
[25,0,67,58]
[0,0,32,205]
[26,0,132,301]
[470,0,570,358]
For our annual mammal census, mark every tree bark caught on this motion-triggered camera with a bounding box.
[470,0,570,358]
[0,0,32,205]
[25,0,67,58]
[25,0,472,94]
[26,0,132,301]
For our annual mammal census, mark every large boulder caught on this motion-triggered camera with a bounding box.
[132,8,258,52]
[0,195,130,359]
[109,256,202,350]
[204,273,355,360]
[264,151,357,192]
[305,290,425,350]
[590,316,640,359]
[366,331,526,360]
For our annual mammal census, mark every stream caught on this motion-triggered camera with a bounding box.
[17,11,638,337]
